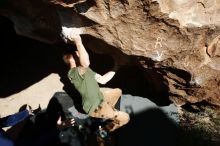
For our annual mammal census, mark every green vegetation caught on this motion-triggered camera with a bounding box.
[179,104,220,146]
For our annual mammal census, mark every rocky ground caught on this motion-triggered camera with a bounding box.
[0,74,64,123]
[179,103,220,146]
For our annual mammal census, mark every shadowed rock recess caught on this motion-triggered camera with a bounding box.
[1,0,220,108]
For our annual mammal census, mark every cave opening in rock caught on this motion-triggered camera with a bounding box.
[0,15,173,107]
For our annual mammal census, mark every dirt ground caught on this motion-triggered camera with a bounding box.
[0,73,64,118]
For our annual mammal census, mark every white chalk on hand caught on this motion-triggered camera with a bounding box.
[61,27,84,43]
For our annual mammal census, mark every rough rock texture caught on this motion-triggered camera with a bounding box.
[0,0,220,107]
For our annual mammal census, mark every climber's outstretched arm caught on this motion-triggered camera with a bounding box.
[69,33,90,68]
[95,71,116,85]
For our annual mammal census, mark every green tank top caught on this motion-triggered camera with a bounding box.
[68,67,104,114]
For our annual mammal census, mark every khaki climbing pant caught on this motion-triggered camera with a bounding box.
[89,88,130,132]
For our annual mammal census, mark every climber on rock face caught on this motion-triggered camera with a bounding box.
[62,29,130,134]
